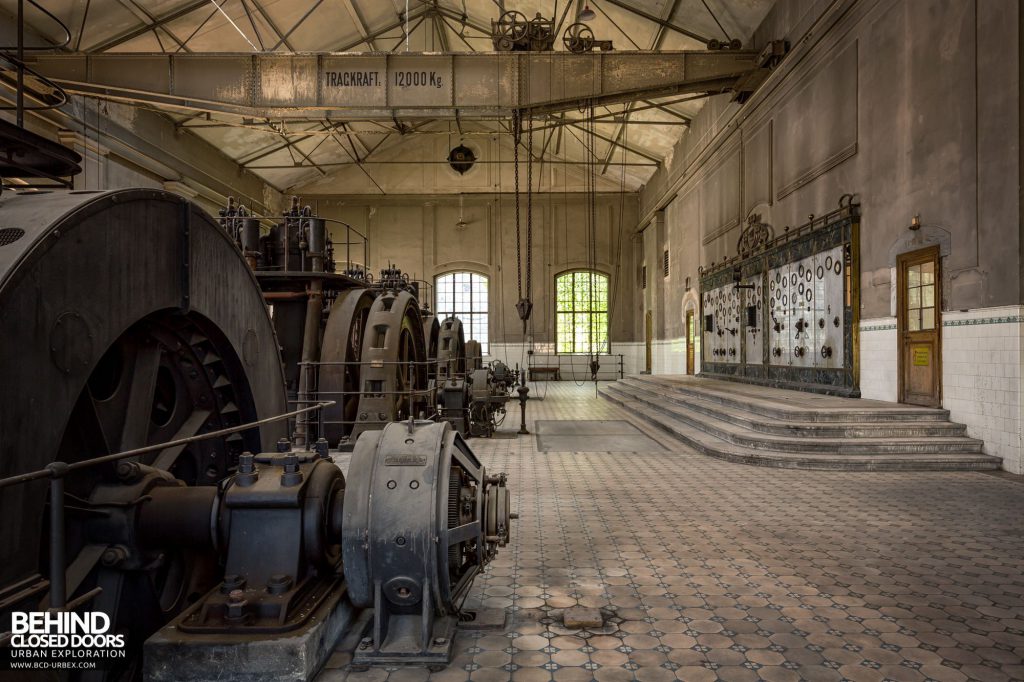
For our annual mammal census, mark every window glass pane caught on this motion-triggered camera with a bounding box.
[908,287,920,308]
[907,265,921,288]
[591,314,608,353]
[573,313,589,351]
[434,271,488,353]
[921,261,934,284]
[921,308,935,330]
[557,281,572,309]
[557,312,573,353]
[909,311,921,331]
[921,285,934,308]
[555,271,609,353]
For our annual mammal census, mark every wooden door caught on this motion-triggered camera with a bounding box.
[685,309,695,375]
[644,311,653,373]
[897,246,941,407]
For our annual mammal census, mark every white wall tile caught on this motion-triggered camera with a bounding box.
[859,307,1023,473]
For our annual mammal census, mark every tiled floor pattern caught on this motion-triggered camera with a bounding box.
[320,381,1024,682]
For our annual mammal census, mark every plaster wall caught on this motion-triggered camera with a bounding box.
[638,0,1022,470]
[641,0,1020,337]
[296,132,640,196]
[311,193,639,353]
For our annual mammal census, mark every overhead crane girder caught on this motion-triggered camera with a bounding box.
[26,50,772,120]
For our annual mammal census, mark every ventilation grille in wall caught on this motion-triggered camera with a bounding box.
[663,250,670,277]
[641,265,647,289]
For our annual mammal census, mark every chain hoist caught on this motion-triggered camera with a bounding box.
[586,101,600,380]
[512,106,533,335]
[513,109,522,305]
[515,113,534,333]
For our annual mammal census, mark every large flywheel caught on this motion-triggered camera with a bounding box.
[0,189,287,679]
[350,289,428,441]
[422,312,441,377]
[437,316,467,380]
[319,288,378,446]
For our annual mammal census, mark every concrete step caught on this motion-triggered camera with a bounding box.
[625,374,953,423]
[614,379,970,439]
[598,376,1003,466]
[602,383,983,456]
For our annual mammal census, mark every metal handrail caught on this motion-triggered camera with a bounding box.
[299,359,458,367]
[526,353,625,380]
[0,401,335,489]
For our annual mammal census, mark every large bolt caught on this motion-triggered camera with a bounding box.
[100,546,128,567]
[276,438,291,453]
[238,452,255,474]
[281,453,303,486]
[115,460,141,482]
[283,453,299,473]
[266,573,294,596]
[221,575,246,593]
[225,589,248,621]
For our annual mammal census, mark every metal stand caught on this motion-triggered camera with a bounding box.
[516,385,530,435]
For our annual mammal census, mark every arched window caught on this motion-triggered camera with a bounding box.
[435,271,489,354]
[556,270,609,354]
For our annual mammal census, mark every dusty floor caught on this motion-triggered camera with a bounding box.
[320,381,1024,682]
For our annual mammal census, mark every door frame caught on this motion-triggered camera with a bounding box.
[644,311,653,374]
[896,245,942,406]
[685,308,695,375]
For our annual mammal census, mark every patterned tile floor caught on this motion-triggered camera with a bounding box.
[320,382,1024,682]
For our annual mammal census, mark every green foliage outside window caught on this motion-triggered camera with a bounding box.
[555,271,609,354]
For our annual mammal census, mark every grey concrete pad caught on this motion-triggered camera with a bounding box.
[536,434,666,452]
[535,419,665,451]
[536,419,651,435]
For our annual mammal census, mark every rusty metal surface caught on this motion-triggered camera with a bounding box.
[28,51,760,119]
[0,188,287,591]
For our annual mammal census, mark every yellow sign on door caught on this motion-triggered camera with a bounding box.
[912,347,930,366]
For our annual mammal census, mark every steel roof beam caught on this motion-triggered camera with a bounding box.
[339,0,378,51]
[112,0,192,53]
[86,0,209,52]
[248,0,295,52]
[564,122,661,164]
[596,0,711,45]
[269,0,324,52]
[332,9,428,52]
[598,0,682,174]
[29,50,761,120]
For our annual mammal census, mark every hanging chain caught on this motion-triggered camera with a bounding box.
[525,113,533,302]
[512,59,533,331]
[513,109,522,301]
[588,100,601,377]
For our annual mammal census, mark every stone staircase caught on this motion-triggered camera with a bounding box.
[599,375,1000,471]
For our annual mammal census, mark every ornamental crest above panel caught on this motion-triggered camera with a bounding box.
[737,213,773,258]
